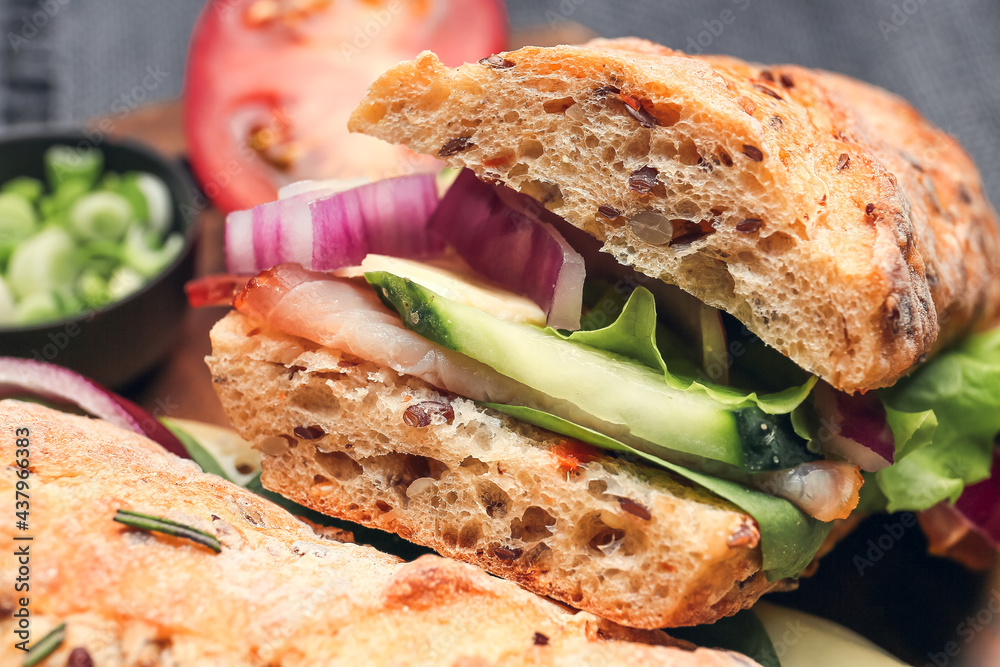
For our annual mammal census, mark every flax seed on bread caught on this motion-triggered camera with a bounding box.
[348,38,1000,393]
[207,310,781,630]
[0,399,764,666]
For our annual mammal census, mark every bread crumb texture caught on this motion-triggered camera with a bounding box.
[0,398,759,666]
[349,38,1000,392]
[209,312,779,631]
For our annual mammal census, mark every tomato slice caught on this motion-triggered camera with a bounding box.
[184,0,507,213]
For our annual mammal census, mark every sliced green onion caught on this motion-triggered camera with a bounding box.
[14,291,61,325]
[108,265,144,299]
[7,227,80,299]
[69,191,133,241]
[124,225,183,278]
[100,171,122,191]
[0,192,37,243]
[53,288,83,316]
[23,622,65,667]
[116,173,150,225]
[76,270,111,309]
[52,178,91,211]
[113,509,222,552]
[135,173,172,236]
[45,145,103,189]
[2,145,179,325]
[77,238,123,264]
[1,176,43,203]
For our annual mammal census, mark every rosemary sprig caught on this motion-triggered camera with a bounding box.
[113,510,222,553]
[24,622,65,667]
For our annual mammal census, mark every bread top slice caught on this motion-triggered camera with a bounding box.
[0,399,753,667]
[348,37,1000,392]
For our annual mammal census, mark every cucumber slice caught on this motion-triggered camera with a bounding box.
[7,227,80,299]
[45,145,103,189]
[69,191,133,241]
[368,271,747,467]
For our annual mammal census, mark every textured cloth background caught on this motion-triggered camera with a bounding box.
[1,0,999,205]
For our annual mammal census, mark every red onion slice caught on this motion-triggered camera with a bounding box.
[813,382,895,471]
[428,170,585,330]
[225,174,441,274]
[0,357,189,459]
[954,444,1000,548]
[278,178,367,200]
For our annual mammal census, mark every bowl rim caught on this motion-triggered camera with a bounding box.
[0,125,200,333]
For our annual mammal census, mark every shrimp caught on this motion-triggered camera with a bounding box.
[753,460,864,521]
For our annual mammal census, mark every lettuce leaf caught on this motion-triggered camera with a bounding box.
[555,287,816,415]
[485,402,831,580]
[876,327,1000,512]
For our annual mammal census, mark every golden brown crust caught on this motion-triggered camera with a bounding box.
[0,399,760,666]
[348,38,1000,391]
[207,310,775,630]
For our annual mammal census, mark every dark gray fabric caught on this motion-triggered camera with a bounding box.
[1,0,998,204]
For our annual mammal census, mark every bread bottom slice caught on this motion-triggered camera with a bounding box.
[1,399,760,667]
[208,310,781,629]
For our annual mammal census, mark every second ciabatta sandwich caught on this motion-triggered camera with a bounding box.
[207,38,1000,630]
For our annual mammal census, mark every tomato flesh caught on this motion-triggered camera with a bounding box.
[184,0,507,213]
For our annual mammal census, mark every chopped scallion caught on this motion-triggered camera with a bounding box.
[70,191,133,241]
[7,227,80,299]
[2,145,180,325]
[45,145,103,189]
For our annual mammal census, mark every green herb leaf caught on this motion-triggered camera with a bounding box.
[484,403,831,581]
[113,509,222,553]
[24,622,65,667]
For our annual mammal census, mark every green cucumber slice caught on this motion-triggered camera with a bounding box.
[367,272,812,471]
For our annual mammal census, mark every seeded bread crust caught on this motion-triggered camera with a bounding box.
[0,399,760,666]
[207,311,781,630]
[348,38,1000,392]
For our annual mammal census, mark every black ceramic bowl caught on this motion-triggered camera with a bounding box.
[0,128,198,388]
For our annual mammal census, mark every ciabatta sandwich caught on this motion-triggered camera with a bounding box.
[206,38,1000,630]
